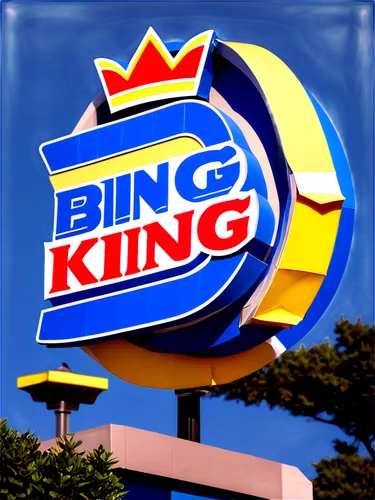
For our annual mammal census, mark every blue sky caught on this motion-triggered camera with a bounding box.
[1,1,373,497]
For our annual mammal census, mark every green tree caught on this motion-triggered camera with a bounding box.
[313,439,374,499]
[210,318,375,499]
[0,418,125,500]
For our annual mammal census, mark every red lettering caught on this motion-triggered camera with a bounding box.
[197,196,250,252]
[100,233,122,281]
[49,238,98,293]
[143,211,194,271]
[124,227,141,276]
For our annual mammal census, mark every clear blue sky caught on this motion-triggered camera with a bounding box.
[1,1,373,496]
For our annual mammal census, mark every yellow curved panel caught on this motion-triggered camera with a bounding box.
[253,270,324,326]
[110,82,195,109]
[253,197,341,325]
[222,42,343,328]
[83,340,212,390]
[278,198,341,276]
[50,137,203,190]
[223,42,336,175]
[83,336,283,390]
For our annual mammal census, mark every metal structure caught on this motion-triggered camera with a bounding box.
[17,363,108,437]
[175,388,209,443]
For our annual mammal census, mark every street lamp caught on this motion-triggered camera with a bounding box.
[17,363,108,437]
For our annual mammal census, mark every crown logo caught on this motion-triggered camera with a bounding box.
[95,28,215,114]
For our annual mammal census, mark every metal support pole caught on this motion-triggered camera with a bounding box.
[175,390,201,443]
[54,401,71,437]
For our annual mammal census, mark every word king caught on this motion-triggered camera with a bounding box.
[44,143,259,300]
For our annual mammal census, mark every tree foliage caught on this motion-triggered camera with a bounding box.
[313,440,374,500]
[210,318,375,499]
[0,418,125,500]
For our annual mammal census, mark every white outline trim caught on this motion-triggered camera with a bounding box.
[267,336,286,356]
[293,171,343,196]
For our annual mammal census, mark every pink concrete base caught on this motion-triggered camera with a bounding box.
[41,425,313,500]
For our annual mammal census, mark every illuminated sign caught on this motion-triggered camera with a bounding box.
[37,28,354,390]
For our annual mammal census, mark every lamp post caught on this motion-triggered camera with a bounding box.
[175,388,209,443]
[17,363,108,437]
